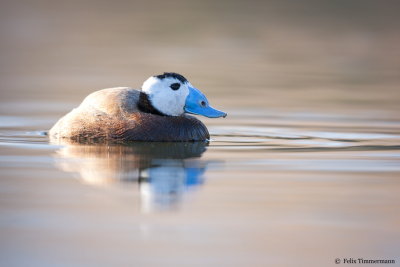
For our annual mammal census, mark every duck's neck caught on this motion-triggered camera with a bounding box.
[138,92,166,116]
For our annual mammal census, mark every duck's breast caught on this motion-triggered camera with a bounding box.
[112,113,210,142]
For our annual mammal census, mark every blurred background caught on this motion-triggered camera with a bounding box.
[1,0,399,113]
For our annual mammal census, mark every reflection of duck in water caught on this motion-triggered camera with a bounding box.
[53,141,208,212]
[49,72,226,142]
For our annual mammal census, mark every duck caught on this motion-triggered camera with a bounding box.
[49,72,227,142]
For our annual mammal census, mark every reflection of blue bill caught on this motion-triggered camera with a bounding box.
[185,167,205,187]
[148,166,205,190]
[140,164,206,212]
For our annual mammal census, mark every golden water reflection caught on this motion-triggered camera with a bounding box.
[53,141,209,212]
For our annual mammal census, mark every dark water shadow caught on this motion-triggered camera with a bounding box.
[52,140,209,212]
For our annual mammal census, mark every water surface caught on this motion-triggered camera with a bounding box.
[1,100,399,266]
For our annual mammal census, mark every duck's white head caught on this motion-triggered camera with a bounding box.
[141,72,226,118]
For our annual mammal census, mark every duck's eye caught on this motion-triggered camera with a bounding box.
[200,100,207,107]
[170,83,180,90]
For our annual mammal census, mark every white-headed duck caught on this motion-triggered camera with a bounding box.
[49,72,226,142]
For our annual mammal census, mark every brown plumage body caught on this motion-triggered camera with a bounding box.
[49,88,209,142]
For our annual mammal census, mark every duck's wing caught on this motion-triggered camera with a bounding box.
[78,87,141,116]
[49,88,141,140]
